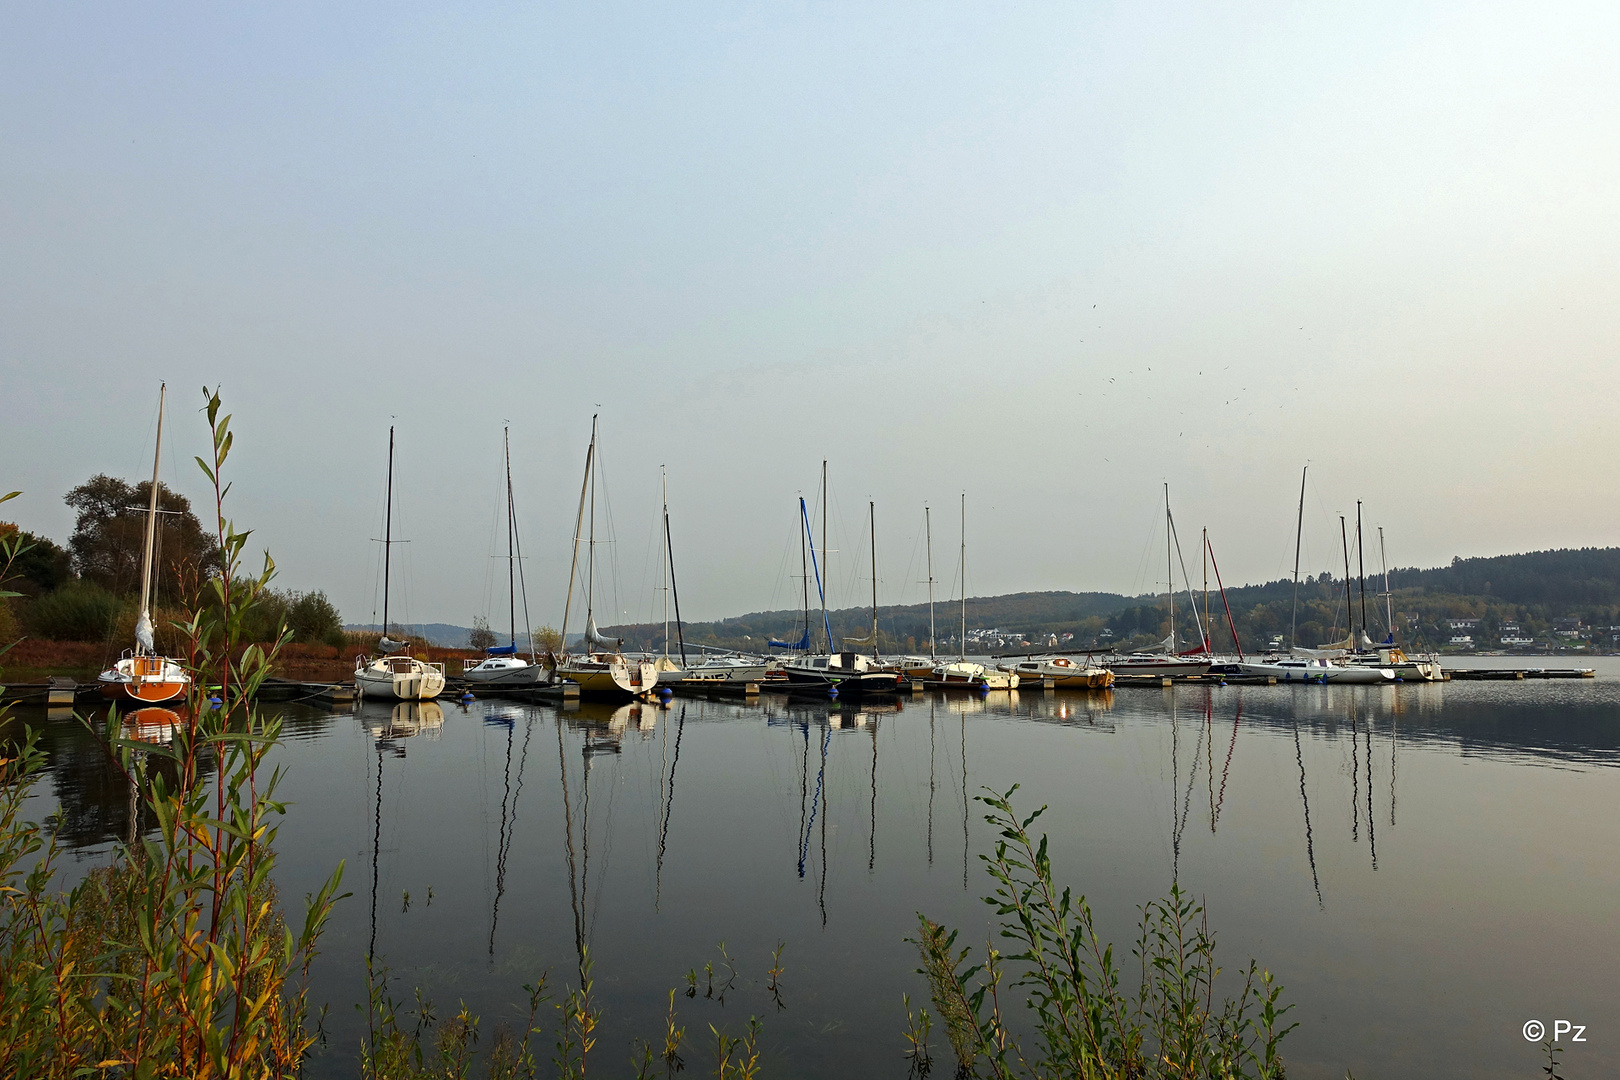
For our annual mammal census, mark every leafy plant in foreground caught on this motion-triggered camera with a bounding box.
[0,391,347,1078]
[911,785,1295,1079]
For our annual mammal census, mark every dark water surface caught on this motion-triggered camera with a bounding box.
[14,661,1620,1079]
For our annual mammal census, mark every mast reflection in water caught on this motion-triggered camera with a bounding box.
[13,667,1620,1080]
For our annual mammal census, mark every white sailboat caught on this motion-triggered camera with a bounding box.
[463,427,545,689]
[97,383,191,706]
[354,426,446,702]
[551,416,658,700]
[932,494,1017,690]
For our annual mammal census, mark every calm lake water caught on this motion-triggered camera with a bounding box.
[13,658,1620,1079]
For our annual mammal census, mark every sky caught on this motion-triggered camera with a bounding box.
[3,2,1618,630]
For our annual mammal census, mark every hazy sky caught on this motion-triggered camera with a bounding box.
[4,2,1618,629]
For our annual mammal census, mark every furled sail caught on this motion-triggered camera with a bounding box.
[841,630,877,648]
[379,636,409,654]
[585,614,621,649]
[135,609,155,653]
[768,628,811,650]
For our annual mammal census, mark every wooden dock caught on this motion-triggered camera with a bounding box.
[1447,667,1595,680]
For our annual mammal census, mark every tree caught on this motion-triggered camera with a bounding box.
[0,523,73,596]
[469,615,497,650]
[64,475,219,597]
[533,624,563,654]
[287,590,344,646]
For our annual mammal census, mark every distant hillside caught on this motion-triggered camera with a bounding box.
[347,622,482,649]
[605,547,1620,655]
[603,590,1131,653]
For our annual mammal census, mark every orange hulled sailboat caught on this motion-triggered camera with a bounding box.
[98,384,191,705]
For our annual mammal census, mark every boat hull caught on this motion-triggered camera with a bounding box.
[998,659,1115,689]
[781,668,901,694]
[461,662,548,688]
[98,654,190,705]
[1102,658,1212,677]
[1240,662,1396,684]
[356,656,447,701]
[555,658,660,700]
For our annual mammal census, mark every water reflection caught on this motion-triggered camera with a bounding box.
[13,672,1620,1080]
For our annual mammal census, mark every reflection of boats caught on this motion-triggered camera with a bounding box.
[361,700,446,741]
[552,417,658,700]
[122,706,181,744]
[98,383,190,706]
[997,656,1113,688]
[355,426,446,702]
[464,427,546,690]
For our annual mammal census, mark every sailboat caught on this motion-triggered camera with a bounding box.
[884,504,939,681]
[1095,486,1212,678]
[550,417,658,700]
[780,471,900,695]
[463,428,545,689]
[354,427,447,701]
[932,494,1017,689]
[98,384,191,705]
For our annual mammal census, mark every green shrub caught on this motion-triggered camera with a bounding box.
[21,579,125,641]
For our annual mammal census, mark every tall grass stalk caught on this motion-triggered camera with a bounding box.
[911,785,1295,1080]
[0,391,346,1078]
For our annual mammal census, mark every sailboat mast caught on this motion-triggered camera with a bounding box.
[820,461,828,652]
[665,496,687,666]
[136,383,166,652]
[662,467,670,658]
[505,427,516,649]
[925,505,935,660]
[1202,526,1210,652]
[1165,484,1174,653]
[1290,465,1307,649]
[382,424,394,639]
[586,420,597,631]
[1339,515,1353,643]
[1356,500,1367,646]
[1379,526,1393,636]
[799,499,810,645]
[959,493,966,661]
[869,501,879,661]
[559,416,596,656]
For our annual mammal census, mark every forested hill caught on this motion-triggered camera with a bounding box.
[606,547,1620,654]
[1386,547,1620,608]
[606,591,1131,652]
